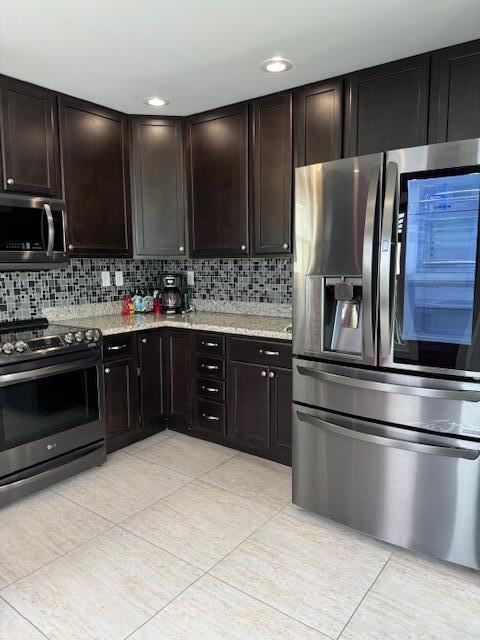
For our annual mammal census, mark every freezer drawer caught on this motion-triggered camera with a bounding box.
[293,357,480,439]
[292,404,480,569]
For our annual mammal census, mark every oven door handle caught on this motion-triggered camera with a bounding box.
[43,202,55,258]
[296,364,480,402]
[0,355,100,388]
[296,411,480,459]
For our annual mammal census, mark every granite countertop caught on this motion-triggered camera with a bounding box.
[66,311,292,341]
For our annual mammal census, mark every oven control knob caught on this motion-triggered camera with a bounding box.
[14,341,28,353]
[63,332,75,344]
[74,331,85,343]
[2,342,14,355]
[85,329,94,342]
[92,329,101,342]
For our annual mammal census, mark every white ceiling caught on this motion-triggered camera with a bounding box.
[0,0,479,116]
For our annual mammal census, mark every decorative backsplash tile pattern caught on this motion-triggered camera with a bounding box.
[0,257,292,322]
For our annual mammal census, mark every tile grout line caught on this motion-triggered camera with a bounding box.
[336,552,393,640]
[0,593,51,639]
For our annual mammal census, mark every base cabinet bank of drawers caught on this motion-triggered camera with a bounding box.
[103,328,292,464]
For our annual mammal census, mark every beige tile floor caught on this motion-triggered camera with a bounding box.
[1,430,479,640]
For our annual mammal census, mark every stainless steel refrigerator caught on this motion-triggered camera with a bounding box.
[292,138,480,569]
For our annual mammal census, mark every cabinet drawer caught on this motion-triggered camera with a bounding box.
[197,378,226,402]
[195,399,226,436]
[197,356,225,379]
[103,334,136,361]
[196,333,225,356]
[228,337,292,368]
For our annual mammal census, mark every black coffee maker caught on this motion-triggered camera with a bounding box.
[160,274,186,314]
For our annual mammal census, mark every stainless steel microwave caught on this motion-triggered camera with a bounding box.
[0,193,68,269]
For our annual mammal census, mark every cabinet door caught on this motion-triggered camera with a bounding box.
[251,92,292,255]
[429,40,480,143]
[344,55,430,156]
[269,367,292,464]
[104,357,139,451]
[165,330,192,428]
[59,97,131,257]
[138,330,166,434]
[131,117,186,257]
[294,78,343,167]
[228,361,269,450]
[187,104,249,257]
[0,77,60,195]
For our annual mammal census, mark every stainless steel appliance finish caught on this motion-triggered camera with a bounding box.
[0,193,68,269]
[293,138,480,569]
[0,319,106,507]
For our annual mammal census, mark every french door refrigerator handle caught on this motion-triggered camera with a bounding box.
[379,161,398,363]
[296,364,480,401]
[362,164,381,363]
[296,410,480,459]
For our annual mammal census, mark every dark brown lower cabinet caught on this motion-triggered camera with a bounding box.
[138,330,166,434]
[269,367,292,462]
[229,361,270,450]
[104,355,139,452]
[164,329,193,430]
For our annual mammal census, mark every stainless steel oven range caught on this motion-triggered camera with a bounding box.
[293,138,480,569]
[0,318,106,507]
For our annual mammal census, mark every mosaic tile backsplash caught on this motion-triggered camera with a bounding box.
[0,257,292,322]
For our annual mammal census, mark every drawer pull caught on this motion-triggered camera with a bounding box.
[259,349,280,356]
[202,413,220,421]
[201,364,219,370]
[107,344,127,351]
[202,385,219,393]
[201,341,219,348]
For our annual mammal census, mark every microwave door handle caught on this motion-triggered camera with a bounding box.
[43,202,55,257]
[379,161,398,364]
[362,163,381,363]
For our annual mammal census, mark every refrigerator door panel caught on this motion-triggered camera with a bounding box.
[293,357,480,439]
[380,138,480,377]
[292,404,480,569]
[294,153,383,365]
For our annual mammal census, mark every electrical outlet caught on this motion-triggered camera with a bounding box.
[187,270,195,286]
[115,271,124,286]
[101,271,111,287]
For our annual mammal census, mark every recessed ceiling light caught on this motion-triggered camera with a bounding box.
[260,57,292,73]
[143,96,169,107]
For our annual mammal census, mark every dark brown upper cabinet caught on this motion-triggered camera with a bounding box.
[251,92,292,255]
[294,78,343,167]
[429,40,480,144]
[0,77,60,196]
[59,96,131,257]
[187,104,249,257]
[344,55,430,156]
[130,117,186,258]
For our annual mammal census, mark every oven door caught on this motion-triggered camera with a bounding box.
[379,138,480,377]
[0,350,105,478]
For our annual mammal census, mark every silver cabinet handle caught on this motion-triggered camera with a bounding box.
[107,344,127,351]
[259,349,280,356]
[43,203,55,257]
[6,178,14,185]
[179,246,185,252]
[296,364,480,402]
[296,410,480,460]
[202,413,220,421]
[240,244,247,251]
[68,244,74,251]
[104,367,110,374]
[261,370,267,377]
[201,341,219,348]
[282,242,289,250]
[201,364,219,370]
[202,385,219,393]
[269,371,275,378]
[141,338,147,344]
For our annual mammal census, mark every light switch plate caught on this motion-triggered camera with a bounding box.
[187,270,195,286]
[101,271,111,287]
[115,271,124,286]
